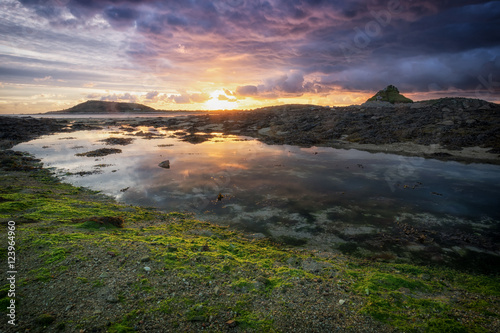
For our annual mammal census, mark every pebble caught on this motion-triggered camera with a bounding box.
[226,319,237,327]
[144,266,151,272]
[158,160,170,169]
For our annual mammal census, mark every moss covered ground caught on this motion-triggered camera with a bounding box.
[0,150,499,332]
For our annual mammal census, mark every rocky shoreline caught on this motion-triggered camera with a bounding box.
[163,98,499,164]
[2,97,499,164]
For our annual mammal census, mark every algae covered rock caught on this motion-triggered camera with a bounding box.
[367,85,413,104]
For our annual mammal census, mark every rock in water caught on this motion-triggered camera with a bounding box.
[366,85,413,104]
[158,160,170,169]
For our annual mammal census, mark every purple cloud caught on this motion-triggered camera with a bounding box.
[8,0,500,103]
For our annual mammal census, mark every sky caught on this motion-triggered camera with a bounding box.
[0,0,499,113]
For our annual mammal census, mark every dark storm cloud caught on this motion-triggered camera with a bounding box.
[13,0,500,98]
[104,7,139,28]
[236,85,258,97]
[235,71,331,99]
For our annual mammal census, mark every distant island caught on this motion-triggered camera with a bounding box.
[45,100,163,114]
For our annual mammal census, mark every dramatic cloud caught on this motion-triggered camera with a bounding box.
[1,0,499,112]
[145,91,159,100]
[167,93,210,104]
[236,71,331,99]
[99,93,138,103]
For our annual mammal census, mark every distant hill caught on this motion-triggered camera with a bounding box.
[46,100,159,114]
[367,85,413,104]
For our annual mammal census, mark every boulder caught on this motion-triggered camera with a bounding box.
[158,160,170,169]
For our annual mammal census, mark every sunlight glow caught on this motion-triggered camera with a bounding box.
[204,89,238,110]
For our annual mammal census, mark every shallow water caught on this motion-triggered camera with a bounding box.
[14,126,500,272]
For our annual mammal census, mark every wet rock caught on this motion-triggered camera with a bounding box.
[180,133,213,144]
[158,160,170,169]
[75,148,122,157]
[0,116,68,149]
[99,137,134,145]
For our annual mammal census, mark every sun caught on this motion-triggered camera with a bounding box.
[204,89,238,110]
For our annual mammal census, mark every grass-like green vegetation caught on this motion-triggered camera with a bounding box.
[1,151,499,332]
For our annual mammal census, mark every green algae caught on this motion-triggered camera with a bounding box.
[346,261,500,332]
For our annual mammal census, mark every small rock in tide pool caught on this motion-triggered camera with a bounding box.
[158,160,170,169]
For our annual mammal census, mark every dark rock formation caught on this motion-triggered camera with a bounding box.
[0,116,69,149]
[366,85,413,104]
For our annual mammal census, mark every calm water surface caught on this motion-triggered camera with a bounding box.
[14,126,500,272]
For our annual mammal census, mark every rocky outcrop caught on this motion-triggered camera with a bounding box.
[366,85,413,104]
[154,98,500,162]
